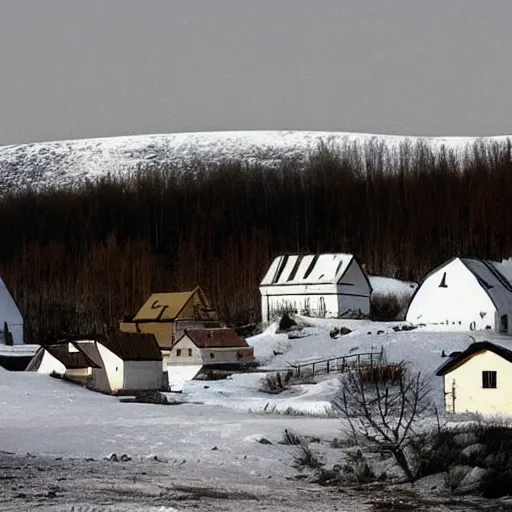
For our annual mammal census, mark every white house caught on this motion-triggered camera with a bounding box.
[169,328,254,366]
[0,277,23,345]
[406,257,512,334]
[259,253,372,323]
[436,341,512,415]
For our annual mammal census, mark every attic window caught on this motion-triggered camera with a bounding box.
[287,256,302,281]
[439,272,448,288]
[273,255,289,284]
[177,349,182,357]
[303,255,319,280]
[482,371,497,389]
[188,348,192,357]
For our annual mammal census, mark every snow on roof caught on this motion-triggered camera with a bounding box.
[260,253,354,286]
[460,258,512,310]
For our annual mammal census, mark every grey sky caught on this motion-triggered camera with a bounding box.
[1,0,511,144]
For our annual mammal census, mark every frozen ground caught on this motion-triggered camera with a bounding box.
[1,130,511,192]
[1,318,510,509]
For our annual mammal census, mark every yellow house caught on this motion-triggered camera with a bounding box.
[436,341,512,415]
[120,287,221,368]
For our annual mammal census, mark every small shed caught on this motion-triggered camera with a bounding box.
[0,278,24,345]
[259,253,372,323]
[406,258,512,334]
[169,328,254,367]
[91,332,164,394]
[436,341,512,415]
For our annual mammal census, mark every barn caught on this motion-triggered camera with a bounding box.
[259,253,372,323]
[0,277,24,345]
[436,341,512,415]
[406,257,512,334]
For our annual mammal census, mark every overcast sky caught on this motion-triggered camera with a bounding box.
[1,0,511,144]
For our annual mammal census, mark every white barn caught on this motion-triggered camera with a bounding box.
[406,257,512,334]
[0,278,23,345]
[259,253,372,323]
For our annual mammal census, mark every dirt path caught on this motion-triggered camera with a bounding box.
[2,453,512,512]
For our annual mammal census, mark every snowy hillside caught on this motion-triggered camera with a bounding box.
[1,130,511,193]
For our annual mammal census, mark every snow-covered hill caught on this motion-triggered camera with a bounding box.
[1,130,510,193]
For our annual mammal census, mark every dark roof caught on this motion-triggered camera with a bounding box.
[99,332,162,361]
[181,328,250,349]
[45,343,101,369]
[436,341,512,376]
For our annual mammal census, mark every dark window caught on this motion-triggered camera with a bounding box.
[500,315,509,334]
[482,371,497,389]
[210,352,215,358]
[176,349,182,357]
[188,348,192,357]
[439,272,448,288]
[287,256,302,281]
[303,255,319,280]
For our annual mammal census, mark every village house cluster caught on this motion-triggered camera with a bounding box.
[3,252,512,416]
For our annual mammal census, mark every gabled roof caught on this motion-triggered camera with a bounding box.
[44,343,101,370]
[260,253,356,286]
[180,328,250,349]
[407,257,512,317]
[436,341,512,376]
[99,332,162,361]
[133,286,209,322]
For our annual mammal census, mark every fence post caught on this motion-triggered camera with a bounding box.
[312,363,315,376]
[326,360,330,374]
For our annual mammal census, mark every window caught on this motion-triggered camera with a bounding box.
[210,352,215,359]
[176,349,182,357]
[188,348,192,357]
[439,272,448,288]
[482,371,497,389]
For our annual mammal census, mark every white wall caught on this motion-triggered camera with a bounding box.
[168,336,203,365]
[37,350,66,375]
[94,344,124,393]
[337,260,371,315]
[407,259,496,332]
[444,350,512,415]
[0,278,23,345]
[123,360,163,391]
[200,347,254,364]
[260,285,340,323]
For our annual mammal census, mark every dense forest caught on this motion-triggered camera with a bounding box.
[1,139,512,340]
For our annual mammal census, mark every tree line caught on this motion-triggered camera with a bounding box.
[1,138,512,339]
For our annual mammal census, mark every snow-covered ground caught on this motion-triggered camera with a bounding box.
[1,130,511,192]
[0,317,506,510]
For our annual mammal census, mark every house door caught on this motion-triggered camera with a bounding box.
[500,314,509,334]
[445,378,456,413]
[319,297,326,318]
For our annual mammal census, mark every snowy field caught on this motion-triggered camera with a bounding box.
[1,315,508,509]
[1,130,511,192]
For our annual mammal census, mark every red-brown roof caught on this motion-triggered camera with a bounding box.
[182,328,250,349]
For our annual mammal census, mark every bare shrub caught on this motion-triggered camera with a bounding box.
[357,362,406,386]
[370,293,404,321]
[259,372,290,394]
[333,365,433,482]
[280,429,303,446]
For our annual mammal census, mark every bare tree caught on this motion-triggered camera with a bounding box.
[333,364,433,482]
